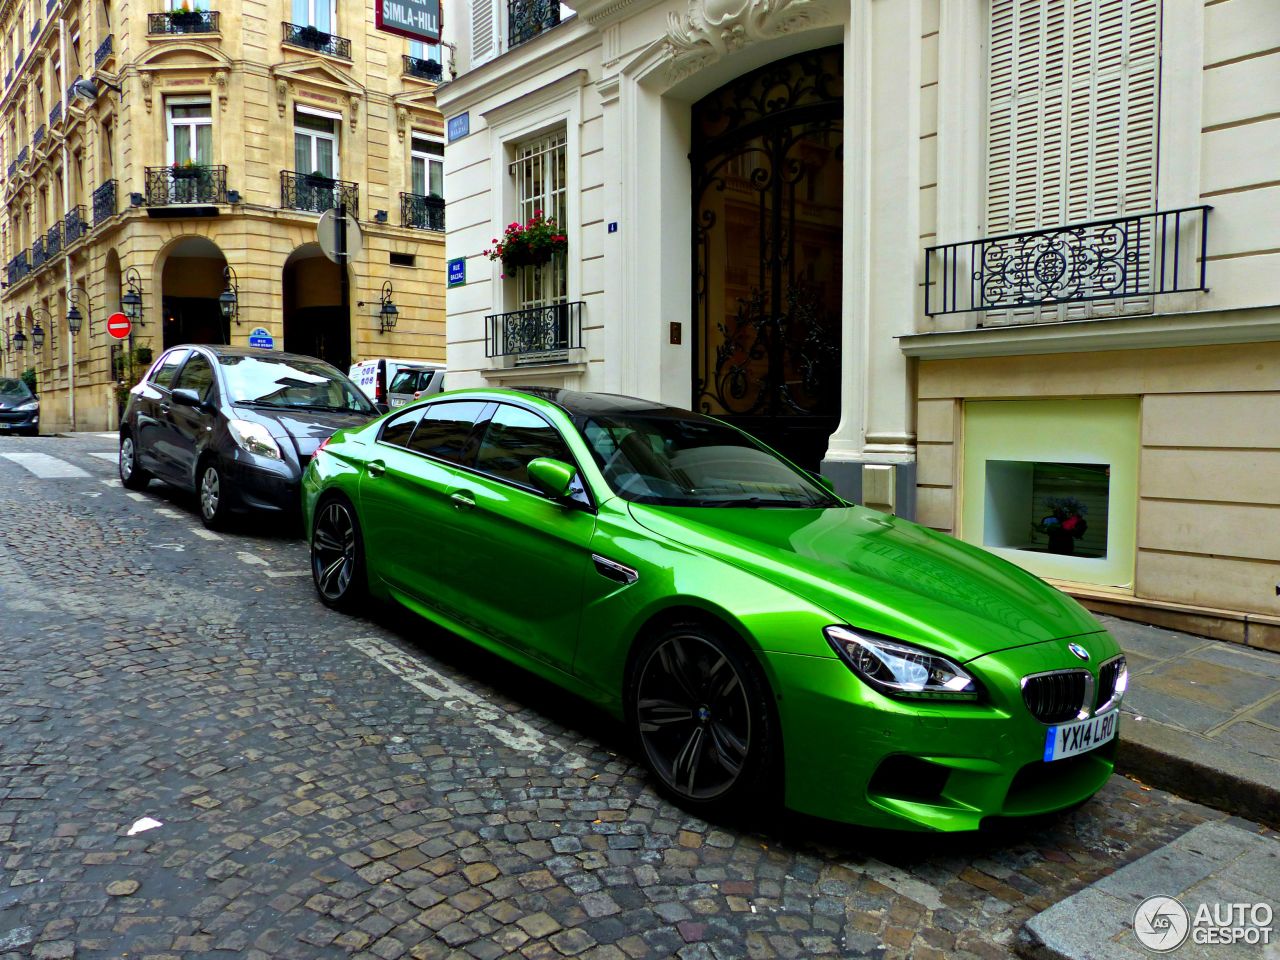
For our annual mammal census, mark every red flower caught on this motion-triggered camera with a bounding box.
[1062,517,1078,532]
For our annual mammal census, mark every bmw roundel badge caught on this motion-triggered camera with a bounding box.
[1068,642,1090,662]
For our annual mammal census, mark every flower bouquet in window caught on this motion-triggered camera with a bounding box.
[298,24,331,49]
[1039,496,1088,555]
[170,1,204,31]
[483,210,567,277]
[171,157,201,179]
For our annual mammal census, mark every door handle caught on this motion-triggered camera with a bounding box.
[366,460,386,478]
[451,491,475,510]
[159,403,171,415]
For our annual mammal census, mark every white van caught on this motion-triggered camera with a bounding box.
[349,359,445,411]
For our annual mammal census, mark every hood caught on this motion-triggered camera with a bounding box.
[627,502,1102,662]
[232,406,373,457]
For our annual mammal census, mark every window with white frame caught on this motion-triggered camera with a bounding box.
[408,39,441,65]
[291,0,335,31]
[166,98,213,165]
[410,133,443,198]
[510,129,567,308]
[294,107,339,177]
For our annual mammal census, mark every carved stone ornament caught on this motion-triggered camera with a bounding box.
[276,78,288,116]
[212,70,229,111]
[140,73,153,113]
[396,107,408,142]
[665,0,840,72]
[348,95,360,131]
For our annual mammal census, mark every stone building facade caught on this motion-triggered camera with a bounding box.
[436,0,1280,645]
[0,0,451,432]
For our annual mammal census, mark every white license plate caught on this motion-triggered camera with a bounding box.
[389,397,408,407]
[1044,708,1118,762]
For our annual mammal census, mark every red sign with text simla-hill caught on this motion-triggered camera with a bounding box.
[106,312,132,340]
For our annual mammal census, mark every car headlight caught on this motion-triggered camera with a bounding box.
[824,625,979,700]
[227,419,282,460]
[14,400,37,412]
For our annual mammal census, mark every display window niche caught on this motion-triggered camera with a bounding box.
[961,398,1139,590]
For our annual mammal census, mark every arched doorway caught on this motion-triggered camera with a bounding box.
[158,236,229,347]
[691,47,844,471]
[282,243,349,369]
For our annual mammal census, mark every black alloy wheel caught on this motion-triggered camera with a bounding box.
[629,625,777,812]
[119,434,150,490]
[311,497,366,612]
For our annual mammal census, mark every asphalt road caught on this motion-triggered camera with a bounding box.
[0,432,1241,960]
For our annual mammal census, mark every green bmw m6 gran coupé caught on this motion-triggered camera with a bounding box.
[302,388,1127,831]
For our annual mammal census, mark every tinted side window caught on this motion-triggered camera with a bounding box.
[173,353,215,401]
[407,401,489,464]
[474,404,573,488]
[150,350,188,389]
[380,406,424,448]
[388,370,418,394]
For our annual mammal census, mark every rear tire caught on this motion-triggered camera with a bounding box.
[119,433,151,490]
[198,457,231,530]
[310,495,367,612]
[626,622,780,818]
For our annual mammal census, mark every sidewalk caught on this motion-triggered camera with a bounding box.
[1100,614,1280,830]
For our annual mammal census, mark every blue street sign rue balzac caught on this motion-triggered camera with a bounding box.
[447,258,466,287]
[447,113,470,143]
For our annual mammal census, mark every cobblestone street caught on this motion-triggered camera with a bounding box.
[0,434,1244,960]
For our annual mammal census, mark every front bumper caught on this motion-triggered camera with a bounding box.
[767,633,1121,831]
[0,409,39,434]
[220,452,301,514]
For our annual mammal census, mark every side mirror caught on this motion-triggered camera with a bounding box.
[171,387,203,408]
[527,457,577,501]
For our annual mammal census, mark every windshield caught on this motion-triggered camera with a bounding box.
[218,355,376,414]
[0,378,33,401]
[578,412,841,508]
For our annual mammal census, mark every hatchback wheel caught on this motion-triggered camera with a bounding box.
[119,434,151,490]
[628,625,778,813]
[311,496,366,612]
[199,459,231,530]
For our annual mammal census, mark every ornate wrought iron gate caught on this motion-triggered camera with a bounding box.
[691,47,844,471]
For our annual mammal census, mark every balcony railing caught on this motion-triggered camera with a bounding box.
[48,101,61,127]
[30,237,47,269]
[402,54,442,81]
[64,205,88,244]
[6,250,31,286]
[30,20,42,42]
[924,207,1212,318]
[4,70,10,87]
[44,222,61,260]
[94,35,113,68]
[508,0,560,47]
[92,179,117,224]
[401,192,444,231]
[32,125,44,149]
[486,301,583,360]
[145,164,228,205]
[16,146,27,167]
[66,76,82,102]
[6,160,14,178]
[282,21,351,58]
[280,170,358,216]
[14,49,23,68]
[47,0,57,13]
[148,10,221,35]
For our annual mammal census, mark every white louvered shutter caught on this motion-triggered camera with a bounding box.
[985,0,1160,324]
[471,0,501,67]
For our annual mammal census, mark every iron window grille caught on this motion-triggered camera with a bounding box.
[400,192,444,231]
[508,0,560,47]
[148,11,221,34]
[63,205,88,244]
[6,251,31,285]
[402,54,442,81]
[924,207,1212,318]
[146,164,228,205]
[280,170,359,216]
[94,35,113,68]
[92,179,117,224]
[282,21,351,59]
[486,301,583,361]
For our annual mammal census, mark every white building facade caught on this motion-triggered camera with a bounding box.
[436,0,1280,648]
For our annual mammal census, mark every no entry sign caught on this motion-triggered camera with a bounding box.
[106,312,132,340]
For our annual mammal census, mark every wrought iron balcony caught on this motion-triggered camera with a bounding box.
[401,192,444,231]
[16,146,27,167]
[14,49,23,68]
[44,222,61,260]
[282,21,351,58]
[924,206,1212,318]
[30,237,47,269]
[48,101,61,127]
[486,301,583,360]
[280,170,358,216]
[149,10,221,35]
[92,179,117,224]
[47,0,57,13]
[30,20,42,43]
[66,76,81,101]
[64,205,88,244]
[6,250,31,285]
[32,125,44,149]
[6,160,14,178]
[94,35,113,68]
[402,54,442,81]
[146,164,228,205]
[508,0,560,47]
[4,70,10,88]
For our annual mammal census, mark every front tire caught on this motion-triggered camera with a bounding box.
[627,623,779,816]
[119,434,151,490]
[198,458,231,530]
[310,495,367,612]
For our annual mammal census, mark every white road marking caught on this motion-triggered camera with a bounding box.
[89,452,118,463]
[126,492,148,502]
[264,569,310,578]
[154,508,185,519]
[155,543,186,552]
[0,452,90,478]
[192,529,222,541]
[236,552,269,566]
[92,432,118,439]
[101,479,121,488]
[347,635,588,765]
